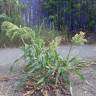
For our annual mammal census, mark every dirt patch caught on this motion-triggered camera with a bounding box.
[23,80,71,96]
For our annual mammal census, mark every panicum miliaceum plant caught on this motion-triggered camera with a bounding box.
[72,31,87,45]
[2,21,87,92]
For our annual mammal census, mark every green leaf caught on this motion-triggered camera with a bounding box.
[75,70,85,80]
[37,77,45,84]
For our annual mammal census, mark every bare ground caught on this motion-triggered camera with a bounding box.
[71,64,96,96]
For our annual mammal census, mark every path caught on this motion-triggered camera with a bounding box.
[0,48,23,96]
[57,45,96,60]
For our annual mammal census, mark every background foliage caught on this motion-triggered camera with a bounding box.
[0,0,25,47]
[1,0,96,33]
[0,0,96,47]
[0,0,24,25]
[42,0,96,32]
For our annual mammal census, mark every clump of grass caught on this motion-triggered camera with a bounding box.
[2,21,87,95]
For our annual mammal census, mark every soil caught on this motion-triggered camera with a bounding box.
[23,80,71,96]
